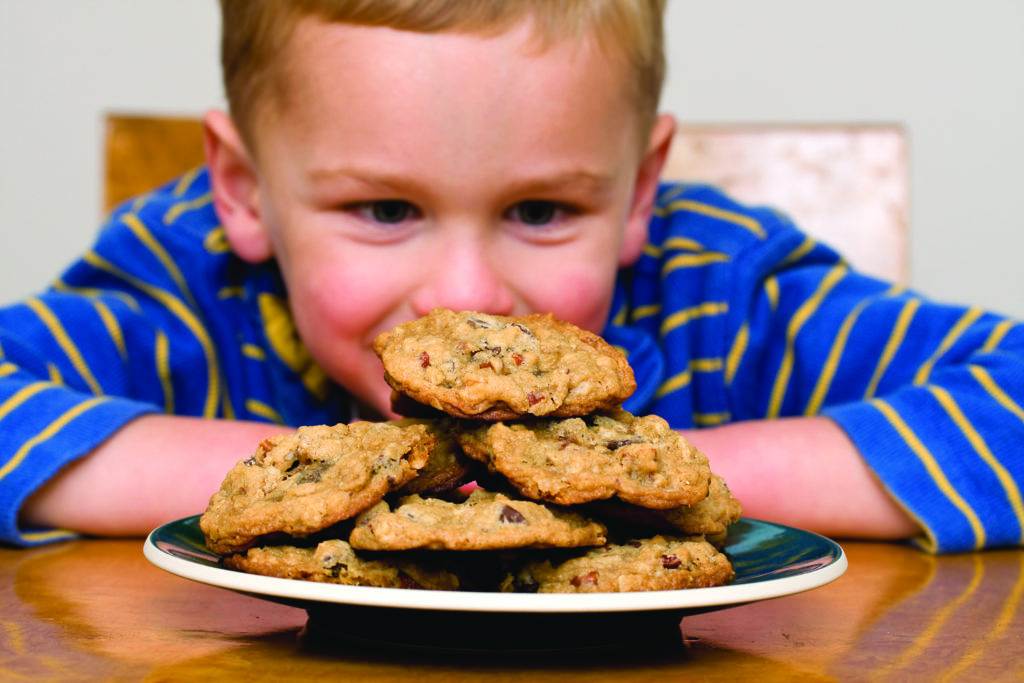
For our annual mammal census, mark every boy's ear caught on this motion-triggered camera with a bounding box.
[203,110,273,263]
[620,113,677,267]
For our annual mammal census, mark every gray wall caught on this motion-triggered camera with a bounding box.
[2,0,1022,317]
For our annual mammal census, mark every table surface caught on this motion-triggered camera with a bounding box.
[1,538,1021,681]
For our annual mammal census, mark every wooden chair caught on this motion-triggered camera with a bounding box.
[104,114,908,282]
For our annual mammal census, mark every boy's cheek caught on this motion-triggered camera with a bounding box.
[522,267,616,333]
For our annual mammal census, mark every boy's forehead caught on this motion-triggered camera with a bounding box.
[262,17,641,159]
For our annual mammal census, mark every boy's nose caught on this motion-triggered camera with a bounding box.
[409,239,516,317]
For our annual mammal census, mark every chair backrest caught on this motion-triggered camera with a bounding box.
[104,114,206,213]
[104,115,908,282]
[663,124,908,283]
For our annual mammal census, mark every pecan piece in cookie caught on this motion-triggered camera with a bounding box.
[456,410,711,509]
[223,539,460,590]
[373,309,636,420]
[499,535,733,593]
[349,490,607,551]
[200,421,433,554]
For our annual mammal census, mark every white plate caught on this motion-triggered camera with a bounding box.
[145,515,845,616]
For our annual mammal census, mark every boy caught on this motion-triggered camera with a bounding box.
[2,0,1021,553]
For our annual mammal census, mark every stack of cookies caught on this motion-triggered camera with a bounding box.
[199,309,741,593]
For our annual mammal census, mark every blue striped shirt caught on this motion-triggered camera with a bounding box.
[1,169,1021,551]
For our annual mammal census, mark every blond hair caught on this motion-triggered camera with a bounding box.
[219,0,667,146]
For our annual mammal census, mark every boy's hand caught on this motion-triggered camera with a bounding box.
[21,415,293,537]
[682,416,920,540]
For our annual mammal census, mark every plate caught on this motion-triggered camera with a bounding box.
[144,516,846,651]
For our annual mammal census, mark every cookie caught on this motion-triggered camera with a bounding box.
[456,410,711,509]
[223,539,461,590]
[589,474,742,539]
[373,309,636,420]
[349,490,607,551]
[394,419,473,495]
[500,535,734,593]
[200,421,434,554]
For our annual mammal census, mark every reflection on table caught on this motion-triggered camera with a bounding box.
[1,539,1021,681]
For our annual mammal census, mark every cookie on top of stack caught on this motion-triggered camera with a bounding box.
[199,308,741,593]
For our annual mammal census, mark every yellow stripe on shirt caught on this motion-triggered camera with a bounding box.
[865,298,921,398]
[90,298,127,360]
[725,323,749,385]
[0,397,107,481]
[767,264,848,418]
[155,331,174,413]
[927,384,1024,542]
[221,389,236,420]
[968,365,1024,422]
[0,363,17,379]
[245,399,284,424]
[805,285,902,416]
[780,237,816,266]
[660,302,729,336]
[242,344,266,361]
[611,304,628,327]
[655,199,766,239]
[47,363,63,385]
[691,357,723,373]
[694,412,730,426]
[764,275,780,311]
[122,213,200,311]
[913,307,985,386]
[981,319,1015,353]
[218,286,246,300]
[0,382,52,422]
[632,304,661,321]
[871,397,985,549]
[19,529,77,543]
[662,252,729,277]
[25,298,103,396]
[656,184,688,206]
[203,226,232,254]
[656,369,691,398]
[163,192,213,225]
[51,279,143,313]
[172,167,202,197]
[656,359,725,399]
[83,251,221,418]
[662,236,705,251]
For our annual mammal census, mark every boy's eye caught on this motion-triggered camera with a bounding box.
[508,200,563,227]
[355,200,419,224]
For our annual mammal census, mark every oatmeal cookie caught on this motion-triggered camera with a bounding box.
[200,421,434,554]
[500,535,733,593]
[349,490,607,551]
[373,309,636,420]
[394,419,474,495]
[589,474,742,539]
[456,410,711,509]
[223,539,461,590]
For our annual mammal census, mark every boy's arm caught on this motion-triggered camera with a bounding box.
[681,416,919,539]
[0,172,295,545]
[21,414,291,536]
[708,196,1024,552]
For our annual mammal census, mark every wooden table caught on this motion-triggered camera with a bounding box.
[1,540,1021,681]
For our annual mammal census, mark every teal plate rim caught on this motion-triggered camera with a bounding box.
[144,516,846,615]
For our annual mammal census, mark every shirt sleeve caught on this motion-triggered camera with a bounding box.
[723,213,1024,552]
[0,189,229,547]
[0,292,160,546]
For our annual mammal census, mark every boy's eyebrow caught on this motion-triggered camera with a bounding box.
[307,166,615,195]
